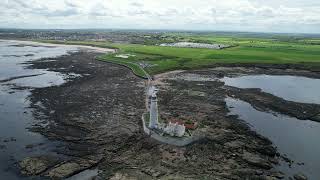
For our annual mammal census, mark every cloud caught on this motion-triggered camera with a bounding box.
[41,8,79,17]
[0,0,319,33]
[64,0,80,8]
[130,2,144,7]
[1,0,80,17]
[88,3,124,18]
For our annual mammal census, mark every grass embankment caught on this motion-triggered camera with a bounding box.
[96,56,148,79]
[38,36,320,76]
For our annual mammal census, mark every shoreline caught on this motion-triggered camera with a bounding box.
[0,39,117,53]
[1,40,318,179]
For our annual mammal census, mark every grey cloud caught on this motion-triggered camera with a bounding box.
[1,0,320,33]
[28,6,79,17]
[42,9,79,17]
[153,8,180,17]
[64,0,79,8]
[128,9,152,16]
[256,7,276,18]
[12,0,31,9]
[89,4,123,18]
[7,0,80,17]
[130,2,144,7]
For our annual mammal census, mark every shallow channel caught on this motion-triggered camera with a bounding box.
[221,75,320,104]
[226,97,320,179]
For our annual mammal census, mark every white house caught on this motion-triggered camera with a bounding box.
[164,122,185,137]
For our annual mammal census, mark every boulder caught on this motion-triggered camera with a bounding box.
[242,151,272,169]
[19,156,59,175]
[46,162,82,178]
[46,157,100,178]
[271,171,285,179]
[110,172,137,180]
[293,173,308,180]
[142,167,166,178]
[224,140,245,149]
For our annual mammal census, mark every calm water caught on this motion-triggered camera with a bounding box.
[0,40,78,179]
[226,98,320,179]
[222,75,320,104]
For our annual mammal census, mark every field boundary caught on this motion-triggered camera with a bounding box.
[96,56,149,79]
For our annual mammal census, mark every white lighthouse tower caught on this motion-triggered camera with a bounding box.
[149,92,159,129]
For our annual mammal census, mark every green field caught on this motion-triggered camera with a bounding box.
[38,34,320,76]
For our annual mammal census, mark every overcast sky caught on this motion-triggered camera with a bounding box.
[0,0,319,33]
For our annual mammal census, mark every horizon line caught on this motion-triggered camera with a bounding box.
[1,27,320,36]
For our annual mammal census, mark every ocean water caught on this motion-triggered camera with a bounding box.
[0,40,78,179]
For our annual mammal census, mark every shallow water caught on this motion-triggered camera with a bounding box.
[0,40,78,179]
[221,75,320,104]
[226,98,320,179]
[66,169,99,180]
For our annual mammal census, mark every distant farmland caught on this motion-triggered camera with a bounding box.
[39,33,320,76]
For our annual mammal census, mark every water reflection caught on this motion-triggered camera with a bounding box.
[222,75,320,104]
[226,97,320,179]
[0,40,78,179]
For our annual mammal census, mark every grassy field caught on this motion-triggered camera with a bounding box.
[38,34,320,76]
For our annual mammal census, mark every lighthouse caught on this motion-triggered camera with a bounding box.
[149,92,158,129]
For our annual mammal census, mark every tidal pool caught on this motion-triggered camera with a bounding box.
[226,98,320,179]
[0,40,78,179]
[221,75,320,104]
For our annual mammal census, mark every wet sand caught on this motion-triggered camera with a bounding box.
[0,39,116,54]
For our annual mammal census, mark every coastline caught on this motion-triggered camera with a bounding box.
[0,39,117,53]
[1,40,318,179]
